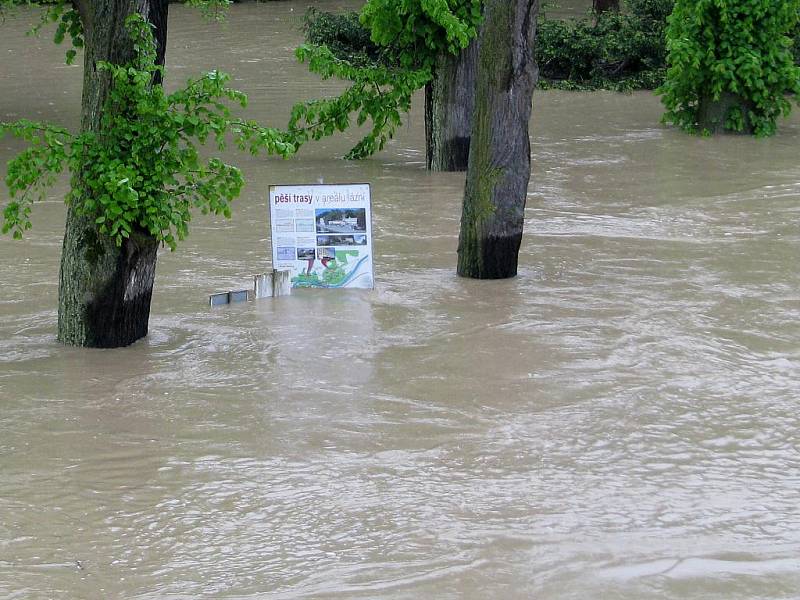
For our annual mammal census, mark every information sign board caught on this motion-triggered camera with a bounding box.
[268,183,374,289]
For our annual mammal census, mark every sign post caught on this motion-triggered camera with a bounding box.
[268,183,374,289]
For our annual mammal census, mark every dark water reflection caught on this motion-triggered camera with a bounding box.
[2,2,800,598]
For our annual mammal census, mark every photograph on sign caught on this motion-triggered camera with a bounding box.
[277,247,295,261]
[315,208,367,233]
[268,184,374,289]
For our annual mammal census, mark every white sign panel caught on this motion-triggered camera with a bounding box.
[268,183,374,289]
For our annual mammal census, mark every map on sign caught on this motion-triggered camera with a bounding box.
[268,183,374,289]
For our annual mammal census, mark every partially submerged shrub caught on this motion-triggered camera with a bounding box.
[303,8,384,67]
[658,0,800,136]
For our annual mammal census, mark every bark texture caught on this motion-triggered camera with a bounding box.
[697,92,754,135]
[425,38,479,172]
[457,0,540,279]
[58,0,169,347]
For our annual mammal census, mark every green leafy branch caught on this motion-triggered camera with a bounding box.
[288,0,482,159]
[0,1,83,64]
[0,119,71,239]
[361,0,482,70]
[288,44,431,159]
[35,1,84,64]
[2,14,294,248]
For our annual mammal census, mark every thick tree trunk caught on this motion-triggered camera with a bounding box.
[697,92,754,135]
[425,38,479,171]
[58,0,169,347]
[593,0,620,14]
[457,0,540,279]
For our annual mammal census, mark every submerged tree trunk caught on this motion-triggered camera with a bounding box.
[425,38,479,172]
[58,0,169,347]
[697,92,754,135]
[457,0,540,279]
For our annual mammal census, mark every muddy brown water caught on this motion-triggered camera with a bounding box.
[2,2,800,598]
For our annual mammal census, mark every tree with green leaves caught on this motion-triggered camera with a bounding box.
[1,0,293,347]
[659,0,800,135]
[290,0,483,171]
[367,0,483,171]
[297,0,544,278]
[457,0,541,279]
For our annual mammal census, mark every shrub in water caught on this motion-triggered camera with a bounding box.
[658,0,800,135]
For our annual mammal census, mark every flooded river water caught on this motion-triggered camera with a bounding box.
[2,2,800,598]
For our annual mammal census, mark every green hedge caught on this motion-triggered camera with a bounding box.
[302,2,671,90]
[537,19,665,90]
[537,0,671,90]
[302,0,800,92]
[302,8,384,67]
